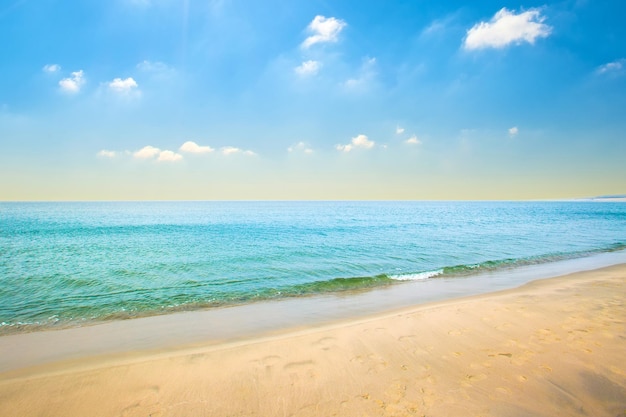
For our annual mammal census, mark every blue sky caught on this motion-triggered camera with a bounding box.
[1,0,625,200]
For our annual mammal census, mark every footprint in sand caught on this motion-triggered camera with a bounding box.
[284,360,317,380]
[251,355,282,372]
[365,354,389,373]
[495,322,512,331]
[121,386,161,417]
[398,335,416,343]
[462,373,487,387]
[186,353,206,363]
[540,365,552,373]
[283,359,316,370]
[313,336,337,351]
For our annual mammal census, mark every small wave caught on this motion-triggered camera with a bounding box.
[3,242,624,335]
[287,274,394,295]
[389,269,443,281]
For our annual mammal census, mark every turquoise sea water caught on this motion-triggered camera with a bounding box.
[1,201,625,333]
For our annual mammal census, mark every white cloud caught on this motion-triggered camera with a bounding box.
[336,134,375,152]
[97,150,117,158]
[43,64,61,73]
[157,150,183,162]
[295,60,321,76]
[59,70,85,93]
[133,145,183,162]
[464,8,552,50]
[596,59,625,75]
[136,60,175,78]
[180,141,214,154]
[222,146,241,156]
[406,135,422,145]
[344,57,377,89]
[509,126,519,137]
[133,145,161,159]
[421,16,454,38]
[108,77,139,93]
[287,142,314,154]
[221,146,255,156]
[301,15,347,49]
[396,126,405,135]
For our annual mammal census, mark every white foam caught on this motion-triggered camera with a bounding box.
[389,269,444,281]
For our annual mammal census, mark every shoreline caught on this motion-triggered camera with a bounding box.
[1,264,626,415]
[1,251,626,375]
[1,250,626,375]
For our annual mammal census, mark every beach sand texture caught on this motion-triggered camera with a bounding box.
[1,265,625,416]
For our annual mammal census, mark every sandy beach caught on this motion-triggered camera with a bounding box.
[1,264,625,416]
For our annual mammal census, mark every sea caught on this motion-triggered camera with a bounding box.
[1,201,625,334]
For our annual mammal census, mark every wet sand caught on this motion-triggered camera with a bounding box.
[1,264,625,416]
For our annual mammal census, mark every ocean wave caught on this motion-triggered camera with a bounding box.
[2,242,625,335]
[389,269,444,281]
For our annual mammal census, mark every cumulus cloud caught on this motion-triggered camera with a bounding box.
[221,146,255,156]
[336,134,375,152]
[287,142,314,154]
[43,64,61,73]
[108,77,139,93]
[59,70,85,93]
[464,8,551,50]
[509,126,519,137]
[180,141,214,154]
[301,15,347,49]
[396,126,405,134]
[132,145,183,162]
[157,150,183,162]
[406,135,422,145]
[97,150,117,158]
[596,59,625,75]
[295,60,321,76]
[133,145,161,159]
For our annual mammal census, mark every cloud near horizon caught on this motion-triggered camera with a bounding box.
[464,8,551,50]
[99,142,255,162]
[301,16,347,49]
[336,134,375,152]
[157,150,183,162]
[133,145,182,162]
[180,141,214,154]
[287,142,314,154]
[221,146,256,156]
[97,150,116,158]
[406,135,422,145]
[509,126,519,137]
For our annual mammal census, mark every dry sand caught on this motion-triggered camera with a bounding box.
[1,264,625,416]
